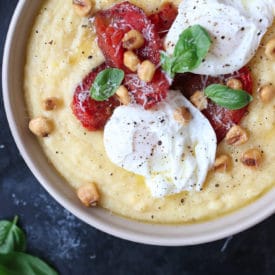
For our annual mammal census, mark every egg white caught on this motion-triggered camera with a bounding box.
[165,0,275,76]
[104,91,217,197]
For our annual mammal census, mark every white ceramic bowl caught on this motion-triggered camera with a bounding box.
[3,0,275,246]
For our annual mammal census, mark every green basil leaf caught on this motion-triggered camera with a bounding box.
[0,264,19,275]
[160,51,174,77]
[205,84,253,110]
[0,216,26,254]
[0,252,58,275]
[90,68,124,101]
[171,50,198,74]
[176,25,211,63]
[161,25,211,76]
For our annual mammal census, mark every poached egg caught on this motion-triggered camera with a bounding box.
[104,91,217,197]
[165,0,275,76]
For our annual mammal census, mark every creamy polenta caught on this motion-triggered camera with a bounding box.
[25,0,275,223]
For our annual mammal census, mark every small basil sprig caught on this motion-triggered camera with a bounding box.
[0,252,57,275]
[90,68,124,101]
[204,84,253,110]
[161,25,211,77]
[0,216,58,275]
[0,216,26,254]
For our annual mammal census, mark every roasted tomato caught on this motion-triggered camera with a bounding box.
[95,1,162,69]
[71,64,120,131]
[124,69,170,109]
[172,67,253,142]
[95,1,170,109]
[149,2,178,37]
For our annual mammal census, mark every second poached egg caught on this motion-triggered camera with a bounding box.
[165,0,275,76]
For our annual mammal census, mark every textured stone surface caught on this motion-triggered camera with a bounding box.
[1,1,275,274]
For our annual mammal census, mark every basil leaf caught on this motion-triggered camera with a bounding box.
[0,264,19,275]
[0,216,26,254]
[176,25,211,64]
[205,84,253,110]
[171,50,198,74]
[161,25,211,76]
[90,68,124,101]
[0,252,58,275]
[161,51,174,77]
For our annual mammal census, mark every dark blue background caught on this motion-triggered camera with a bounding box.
[1,1,275,274]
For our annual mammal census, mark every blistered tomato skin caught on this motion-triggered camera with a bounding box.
[149,3,178,38]
[172,67,253,142]
[124,69,170,109]
[71,64,120,131]
[95,1,162,69]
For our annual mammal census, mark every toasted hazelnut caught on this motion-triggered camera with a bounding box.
[43,97,59,111]
[137,60,156,83]
[116,85,130,105]
[225,125,248,146]
[265,38,275,60]
[226,78,243,90]
[190,90,208,110]
[241,149,263,168]
[258,84,275,103]
[122,30,145,50]
[29,117,53,137]
[77,182,99,207]
[174,107,192,125]
[214,154,231,172]
[123,51,140,72]
[73,0,93,17]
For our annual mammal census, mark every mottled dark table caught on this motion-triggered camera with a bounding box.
[1,1,275,274]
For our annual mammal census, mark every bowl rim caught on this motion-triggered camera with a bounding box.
[2,0,275,246]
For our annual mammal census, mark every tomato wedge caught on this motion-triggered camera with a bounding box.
[71,64,120,131]
[172,67,253,142]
